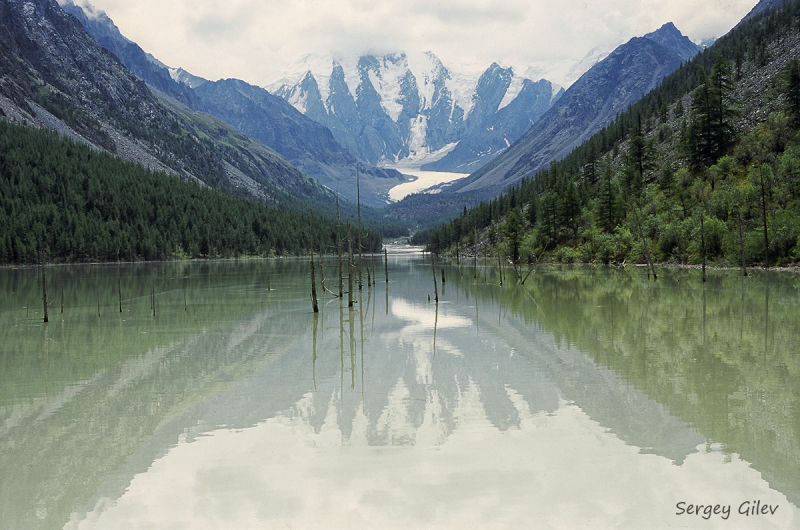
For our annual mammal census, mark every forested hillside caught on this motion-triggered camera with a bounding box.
[0,121,381,264]
[417,0,800,269]
[0,0,344,216]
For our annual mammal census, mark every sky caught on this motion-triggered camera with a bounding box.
[70,0,761,88]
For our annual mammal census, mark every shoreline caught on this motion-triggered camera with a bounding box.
[438,254,800,274]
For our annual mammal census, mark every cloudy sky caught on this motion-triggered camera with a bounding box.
[75,0,760,87]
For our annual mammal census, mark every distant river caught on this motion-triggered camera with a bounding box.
[387,167,469,201]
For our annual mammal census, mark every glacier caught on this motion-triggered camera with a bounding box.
[267,51,563,173]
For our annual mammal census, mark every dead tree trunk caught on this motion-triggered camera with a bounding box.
[357,167,363,291]
[310,250,319,313]
[40,255,48,323]
[347,225,354,308]
[431,253,439,304]
[337,193,343,297]
[498,254,503,286]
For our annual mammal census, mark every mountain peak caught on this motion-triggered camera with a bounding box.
[653,21,680,36]
[169,67,208,89]
[58,0,131,44]
[643,21,701,63]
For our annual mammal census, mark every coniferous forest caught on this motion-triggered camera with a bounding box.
[417,0,800,269]
[0,121,381,264]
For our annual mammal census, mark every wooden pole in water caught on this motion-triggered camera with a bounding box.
[348,225,354,308]
[498,254,503,286]
[431,253,439,304]
[384,248,389,283]
[60,288,64,314]
[118,275,122,313]
[441,268,445,285]
[337,193,343,298]
[319,251,326,299]
[40,254,48,323]
[357,167,363,291]
[310,250,319,313]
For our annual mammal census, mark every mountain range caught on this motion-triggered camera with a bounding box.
[2,0,719,229]
[441,22,702,198]
[0,0,332,211]
[58,0,405,208]
[270,52,564,173]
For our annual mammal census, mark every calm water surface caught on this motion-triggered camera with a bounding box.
[2,257,800,529]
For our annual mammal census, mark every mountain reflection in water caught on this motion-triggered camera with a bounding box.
[1,258,799,529]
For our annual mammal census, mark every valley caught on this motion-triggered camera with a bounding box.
[3,1,800,529]
[1,0,794,262]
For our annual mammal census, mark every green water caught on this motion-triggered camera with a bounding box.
[1,257,799,529]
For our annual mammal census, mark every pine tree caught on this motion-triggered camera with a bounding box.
[688,66,714,167]
[503,208,523,263]
[527,191,539,226]
[687,57,738,168]
[709,54,738,157]
[560,181,581,237]
[597,167,618,233]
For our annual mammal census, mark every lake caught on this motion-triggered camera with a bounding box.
[2,257,800,529]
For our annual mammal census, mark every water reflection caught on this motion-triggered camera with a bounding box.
[1,259,800,528]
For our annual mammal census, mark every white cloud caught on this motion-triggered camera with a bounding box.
[81,0,759,87]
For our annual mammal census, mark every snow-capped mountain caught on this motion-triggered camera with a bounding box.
[269,52,563,172]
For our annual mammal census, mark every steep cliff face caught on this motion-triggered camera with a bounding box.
[0,0,331,207]
[58,0,203,110]
[422,71,562,173]
[270,52,561,172]
[446,23,701,198]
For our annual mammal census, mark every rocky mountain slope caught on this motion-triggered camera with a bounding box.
[0,0,330,209]
[59,0,405,207]
[421,65,562,174]
[741,0,787,21]
[445,22,701,198]
[58,0,203,110]
[188,77,405,207]
[270,52,563,172]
